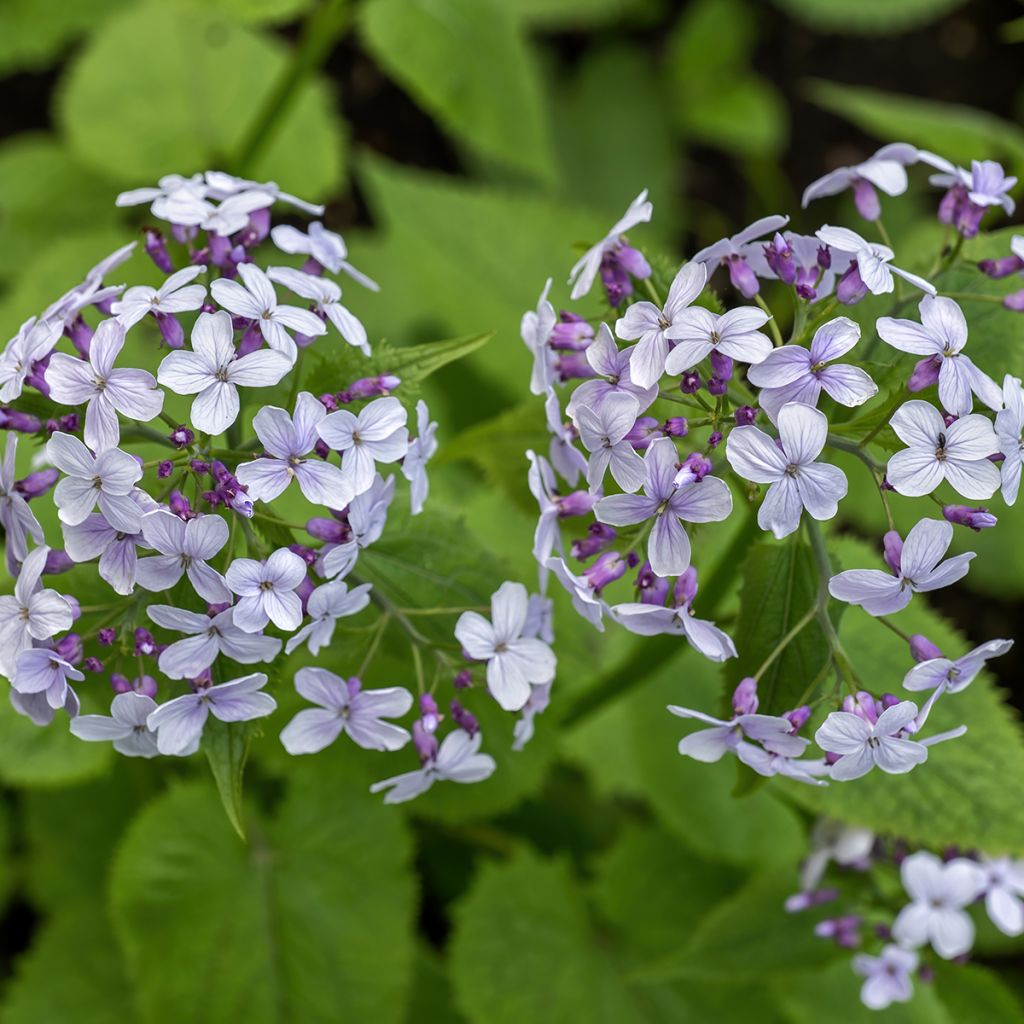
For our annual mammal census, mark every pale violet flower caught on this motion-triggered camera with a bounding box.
[200,191,275,236]
[135,509,231,603]
[147,605,282,679]
[995,374,1024,505]
[0,546,74,677]
[853,945,918,1011]
[568,190,652,300]
[668,704,808,763]
[876,296,1001,416]
[610,599,735,663]
[0,433,44,568]
[454,581,557,712]
[979,857,1024,937]
[801,142,921,216]
[800,820,876,893]
[904,638,1013,694]
[829,518,974,616]
[726,403,848,539]
[892,851,985,958]
[46,319,164,451]
[225,548,308,633]
[402,400,437,516]
[814,700,929,780]
[574,391,645,493]
[521,279,557,396]
[512,682,551,751]
[284,580,372,655]
[545,556,608,632]
[70,692,167,758]
[926,157,1017,215]
[565,323,657,421]
[317,396,409,498]
[211,263,325,360]
[886,399,999,500]
[663,305,773,377]
[733,743,830,786]
[0,317,61,403]
[370,728,496,804]
[280,669,411,755]
[319,474,396,580]
[204,171,324,216]
[42,242,135,326]
[48,432,143,533]
[147,673,276,757]
[596,437,733,578]
[156,311,291,435]
[527,452,566,580]
[12,647,83,712]
[267,266,368,355]
[544,389,588,486]
[816,225,936,296]
[63,508,145,596]
[746,317,876,422]
[691,214,789,298]
[615,261,706,388]
[111,266,207,330]
[270,221,378,289]
[236,392,351,509]
[115,173,208,215]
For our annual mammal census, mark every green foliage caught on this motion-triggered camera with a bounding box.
[110,776,416,1023]
[932,964,1024,1024]
[0,0,130,74]
[202,718,254,840]
[770,0,967,34]
[360,0,554,183]
[57,2,345,194]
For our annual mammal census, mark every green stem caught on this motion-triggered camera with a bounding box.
[858,390,906,450]
[755,295,783,347]
[939,291,1005,305]
[752,603,817,683]
[876,616,912,643]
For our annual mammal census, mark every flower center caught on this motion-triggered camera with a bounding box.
[259,580,275,592]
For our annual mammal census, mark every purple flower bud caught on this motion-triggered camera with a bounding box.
[58,413,79,433]
[679,371,702,394]
[763,232,796,284]
[134,628,157,657]
[662,416,688,438]
[134,675,159,698]
[169,491,195,520]
[734,405,757,426]
[144,228,173,273]
[111,673,132,694]
[918,964,935,983]
[673,566,699,609]
[0,408,41,433]
[707,429,723,447]
[682,452,712,483]
[842,691,880,725]
[236,322,264,357]
[816,246,832,270]
[454,669,473,690]
[295,574,315,613]
[617,244,651,279]
[190,459,210,475]
[15,468,58,500]
[852,177,881,221]
[732,677,759,716]
[301,257,324,276]
[942,412,958,429]
[784,888,839,913]
[583,550,627,592]
[306,517,351,543]
[412,721,438,764]
[909,634,943,662]
[706,377,727,397]
[710,350,734,382]
[289,544,318,566]
[43,549,74,575]
[66,316,93,358]
[345,677,362,700]
[84,656,104,673]
[1004,289,1024,312]
[54,632,82,665]
[420,693,441,733]
[554,490,597,519]
[979,253,1024,279]
[907,354,942,392]
[450,699,480,736]
[98,627,117,646]
[348,375,401,399]
[238,207,271,247]
[556,353,595,382]
[206,602,232,617]
[725,254,760,298]
[794,266,819,301]
[624,415,660,451]
[635,560,669,605]
[943,504,997,531]
[836,262,868,305]
[882,530,903,576]
[784,705,812,732]
[550,312,595,351]
[169,425,194,449]
[318,393,338,412]
[571,522,617,560]
[157,460,174,478]
[171,223,197,244]
[880,693,900,710]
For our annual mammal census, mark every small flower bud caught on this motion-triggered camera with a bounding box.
[706,377,727,397]
[157,460,174,478]
[679,371,702,394]
[98,627,117,647]
[943,504,997,531]
[663,416,688,437]
[570,522,616,560]
[412,721,438,764]
[907,355,941,392]
[170,425,194,448]
[635,560,669,605]
[144,228,173,273]
[882,530,903,576]
[673,566,699,609]
[836,262,868,305]
[306,517,351,543]
[707,429,723,447]
[134,628,157,657]
[734,405,757,426]
[84,656,104,673]
[110,673,132,694]
[583,550,627,592]
[732,677,759,716]
[54,632,82,665]
[43,550,75,575]
[784,705,811,732]
[450,699,480,736]
[909,634,943,663]
[15,468,58,500]
[453,669,473,690]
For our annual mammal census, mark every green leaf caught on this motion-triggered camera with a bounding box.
[110,772,416,1023]
[728,538,832,715]
[360,0,553,182]
[807,81,1024,166]
[771,0,967,33]
[933,963,1024,1023]
[385,332,494,387]
[57,1,344,196]
[508,0,648,29]
[0,0,130,73]
[202,718,253,839]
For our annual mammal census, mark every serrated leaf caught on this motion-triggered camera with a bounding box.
[771,0,967,33]
[385,332,494,386]
[202,718,253,839]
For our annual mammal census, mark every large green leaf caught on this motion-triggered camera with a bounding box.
[0,0,129,73]
[109,775,416,1023]
[771,0,967,33]
[57,2,344,196]
[360,0,553,182]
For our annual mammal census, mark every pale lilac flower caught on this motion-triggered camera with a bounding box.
[115,173,208,215]
[568,190,653,300]
[800,820,876,892]
[979,857,1024,937]
[225,548,307,633]
[892,850,985,958]
[284,580,372,655]
[147,604,281,679]
[926,156,1017,232]
[853,945,918,1011]
[746,317,876,421]
[147,673,276,756]
[734,743,830,786]
[876,297,1001,416]
[815,225,936,297]
[0,546,74,677]
[280,669,411,754]
[726,403,848,539]
[402,400,437,515]
[668,704,808,763]
[543,389,588,486]
[597,437,732,577]
[745,231,849,302]
[801,143,921,218]
[829,518,974,616]
[512,682,551,751]
[0,433,43,568]
[574,391,645,492]
[904,638,1012,694]
[156,311,291,435]
[270,221,378,288]
[454,581,557,711]
[200,191,274,236]
[370,728,496,804]
[545,556,609,632]
[615,262,706,388]
[663,305,773,376]
[521,279,557,395]
[211,263,325,361]
[236,392,352,509]
[691,215,789,297]
[565,324,657,420]
[0,317,61,402]
[317,396,409,498]
[318,474,396,579]
[111,266,207,330]
[135,509,231,603]
[203,171,324,216]
[42,242,136,326]
[63,506,148,596]
[815,700,929,780]
[48,432,144,533]
[267,266,369,355]
[886,399,999,499]
[70,692,166,758]
[46,319,164,451]
[12,647,83,711]
[995,374,1024,505]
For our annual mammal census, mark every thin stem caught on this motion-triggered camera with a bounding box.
[858,390,906,450]
[358,612,391,677]
[755,295,784,347]
[396,605,489,616]
[877,616,912,643]
[752,603,818,683]
[939,291,1005,305]
[642,277,664,308]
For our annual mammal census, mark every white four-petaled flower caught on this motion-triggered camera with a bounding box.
[111,266,207,330]
[316,396,409,499]
[568,190,652,300]
[225,547,308,634]
[135,509,232,603]
[663,305,773,376]
[370,728,496,804]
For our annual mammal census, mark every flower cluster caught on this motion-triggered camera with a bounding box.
[0,171,556,805]
[522,144,1022,793]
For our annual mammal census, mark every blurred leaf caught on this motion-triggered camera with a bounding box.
[0,0,129,73]
[110,775,416,1023]
[202,718,253,839]
[404,946,468,1024]
[785,535,1024,854]
[57,2,344,196]
[508,0,647,28]
[771,0,967,33]
[384,332,494,388]
[184,0,314,22]
[360,0,553,182]
[933,963,1024,1023]
[807,81,1024,166]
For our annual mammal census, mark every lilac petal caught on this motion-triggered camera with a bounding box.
[942,456,1000,500]
[828,569,910,615]
[900,518,953,578]
[759,476,804,539]
[796,463,847,521]
[147,695,208,755]
[938,358,973,418]
[187,560,232,604]
[726,425,787,483]
[648,511,690,577]
[890,400,944,447]
[209,689,276,723]
[280,708,345,754]
[746,346,811,388]
[830,747,877,781]
[874,736,928,774]
[293,460,352,508]
[887,447,944,497]
[670,476,733,523]
[594,493,657,527]
[818,364,877,407]
[809,316,860,362]
[135,554,184,592]
[815,711,871,753]
[235,459,293,503]
[779,403,828,464]
[677,726,733,762]
[914,552,975,593]
[758,376,822,423]
[158,633,219,679]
